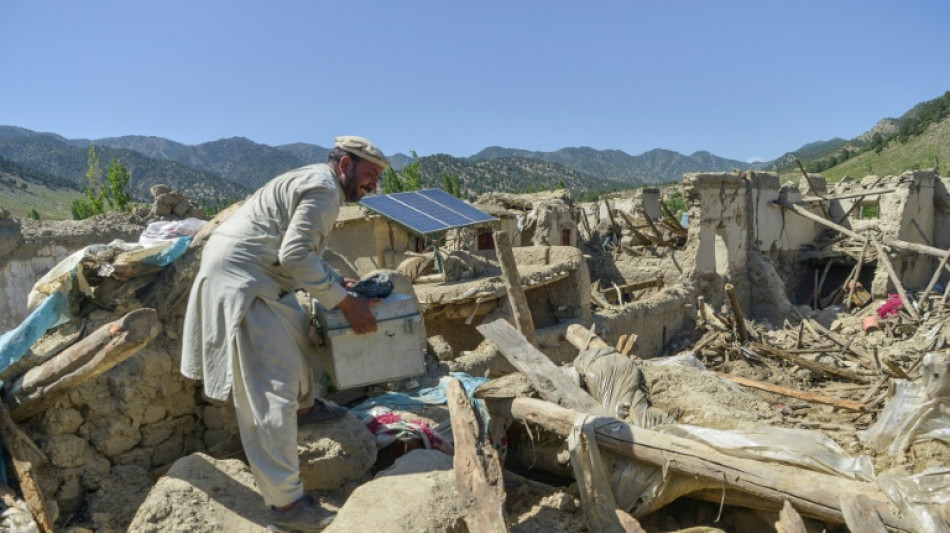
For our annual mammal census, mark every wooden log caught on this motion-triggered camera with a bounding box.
[620,334,638,357]
[488,397,910,531]
[872,241,920,320]
[883,238,949,258]
[778,198,865,241]
[659,201,688,235]
[833,176,885,225]
[447,378,509,532]
[5,308,162,421]
[712,372,864,410]
[641,209,665,243]
[565,323,612,351]
[619,211,664,246]
[795,163,832,219]
[0,403,55,533]
[748,342,871,384]
[917,248,950,309]
[801,188,896,204]
[844,232,871,310]
[775,500,807,533]
[493,230,537,345]
[616,334,628,352]
[724,283,749,342]
[478,319,608,415]
[839,493,888,533]
[603,198,623,240]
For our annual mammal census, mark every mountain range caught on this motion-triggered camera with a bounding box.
[1,89,947,219]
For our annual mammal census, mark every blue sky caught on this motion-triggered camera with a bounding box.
[2,1,948,163]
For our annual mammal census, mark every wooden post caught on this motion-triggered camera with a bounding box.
[492,230,537,346]
[872,241,920,320]
[844,233,870,310]
[446,378,509,532]
[917,248,950,309]
[0,404,55,533]
[724,283,749,342]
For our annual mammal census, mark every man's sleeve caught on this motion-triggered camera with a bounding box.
[277,189,348,309]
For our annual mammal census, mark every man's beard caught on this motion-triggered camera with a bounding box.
[341,161,362,202]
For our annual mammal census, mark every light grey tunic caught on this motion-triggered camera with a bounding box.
[181,163,349,401]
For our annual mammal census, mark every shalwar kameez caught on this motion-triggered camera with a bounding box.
[181,163,348,507]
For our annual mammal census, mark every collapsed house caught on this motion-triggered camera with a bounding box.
[0,170,947,532]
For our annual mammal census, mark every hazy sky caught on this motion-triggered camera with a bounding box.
[3,1,948,162]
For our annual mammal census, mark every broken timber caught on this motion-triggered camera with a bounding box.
[446,378,509,532]
[476,319,608,416]
[493,230,537,345]
[4,308,162,421]
[0,403,55,533]
[487,397,910,531]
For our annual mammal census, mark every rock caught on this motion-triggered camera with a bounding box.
[298,413,376,491]
[325,450,462,533]
[426,335,454,361]
[127,453,267,533]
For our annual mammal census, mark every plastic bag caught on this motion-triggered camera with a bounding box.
[859,353,950,458]
[138,218,206,247]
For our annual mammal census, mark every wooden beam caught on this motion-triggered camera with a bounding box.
[800,188,896,203]
[5,308,162,421]
[778,198,864,241]
[565,324,611,351]
[918,248,950,309]
[488,397,910,530]
[477,319,608,415]
[492,230,536,345]
[873,241,920,320]
[447,378,509,532]
[775,500,807,533]
[712,372,864,410]
[748,342,871,384]
[0,403,55,533]
[839,493,888,533]
[725,283,749,342]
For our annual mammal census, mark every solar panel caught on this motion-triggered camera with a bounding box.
[360,188,497,235]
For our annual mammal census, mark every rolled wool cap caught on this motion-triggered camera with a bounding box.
[334,135,390,169]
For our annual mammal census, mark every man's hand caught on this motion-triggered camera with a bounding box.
[335,294,380,335]
[341,278,359,289]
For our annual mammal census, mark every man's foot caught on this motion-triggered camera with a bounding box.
[268,495,335,532]
[297,398,348,426]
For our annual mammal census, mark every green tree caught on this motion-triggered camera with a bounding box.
[28,208,40,220]
[106,158,132,212]
[381,151,424,194]
[556,178,566,190]
[664,190,687,217]
[72,147,134,219]
[441,172,462,198]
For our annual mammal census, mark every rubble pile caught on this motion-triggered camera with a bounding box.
[0,170,948,532]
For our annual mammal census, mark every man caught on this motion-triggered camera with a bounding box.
[181,136,389,532]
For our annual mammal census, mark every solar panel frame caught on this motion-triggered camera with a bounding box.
[360,188,497,236]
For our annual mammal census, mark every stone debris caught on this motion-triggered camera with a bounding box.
[0,171,948,531]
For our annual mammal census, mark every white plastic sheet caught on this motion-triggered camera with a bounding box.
[878,467,950,533]
[860,353,950,458]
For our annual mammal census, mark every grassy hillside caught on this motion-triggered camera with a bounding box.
[0,170,82,220]
[821,115,950,181]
